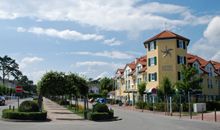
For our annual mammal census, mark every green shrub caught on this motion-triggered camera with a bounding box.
[88,93,103,99]
[19,101,39,112]
[2,109,47,120]
[93,103,109,112]
[135,101,147,109]
[206,102,220,111]
[88,112,112,121]
[58,100,69,105]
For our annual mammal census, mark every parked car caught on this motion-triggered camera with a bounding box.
[0,96,5,106]
[96,98,106,104]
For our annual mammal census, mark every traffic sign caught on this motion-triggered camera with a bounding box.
[16,86,23,93]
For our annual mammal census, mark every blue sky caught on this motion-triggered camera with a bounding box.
[0,0,220,83]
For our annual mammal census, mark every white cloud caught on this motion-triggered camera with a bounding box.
[0,0,212,32]
[17,27,122,46]
[103,38,122,46]
[75,61,108,67]
[71,51,135,59]
[190,16,220,61]
[20,56,44,69]
[17,27,104,41]
[72,61,124,79]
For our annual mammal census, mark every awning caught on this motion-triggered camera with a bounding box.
[145,87,157,94]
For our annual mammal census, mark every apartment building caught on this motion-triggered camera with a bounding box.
[115,30,220,103]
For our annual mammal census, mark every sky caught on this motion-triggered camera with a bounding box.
[0,0,220,83]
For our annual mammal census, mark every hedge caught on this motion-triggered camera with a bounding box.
[19,101,39,112]
[206,102,220,111]
[88,110,114,121]
[93,103,109,112]
[2,109,47,120]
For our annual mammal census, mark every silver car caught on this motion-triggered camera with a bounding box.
[0,96,5,106]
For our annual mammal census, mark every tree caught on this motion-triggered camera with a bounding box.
[159,77,175,98]
[37,71,66,96]
[0,55,20,84]
[176,65,202,95]
[100,77,114,97]
[137,82,146,101]
[17,75,35,95]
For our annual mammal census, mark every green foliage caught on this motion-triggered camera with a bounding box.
[176,65,202,94]
[159,77,175,97]
[88,112,113,121]
[0,55,20,84]
[2,109,47,120]
[0,84,15,95]
[88,93,103,99]
[18,101,39,112]
[100,77,114,93]
[135,101,148,109]
[206,102,220,111]
[138,82,146,100]
[93,103,109,112]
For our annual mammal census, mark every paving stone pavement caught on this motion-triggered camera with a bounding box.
[43,98,84,122]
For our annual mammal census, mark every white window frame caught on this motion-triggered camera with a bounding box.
[178,40,184,49]
[150,57,155,66]
[179,56,185,64]
[149,41,155,51]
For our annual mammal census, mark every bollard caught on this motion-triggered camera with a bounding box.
[214,108,217,122]
[12,106,15,111]
[9,105,11,110]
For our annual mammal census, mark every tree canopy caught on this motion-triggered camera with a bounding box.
[176,65,202,94]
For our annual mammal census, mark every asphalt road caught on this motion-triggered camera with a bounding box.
[0,101,220,130]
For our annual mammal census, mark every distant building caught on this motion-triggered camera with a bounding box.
[115,30,220,104]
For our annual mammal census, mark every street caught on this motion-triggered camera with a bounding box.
[0,99,220,130]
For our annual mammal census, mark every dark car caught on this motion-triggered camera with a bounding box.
[0,96,5,106]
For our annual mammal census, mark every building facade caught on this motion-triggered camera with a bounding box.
[115,30,220,103]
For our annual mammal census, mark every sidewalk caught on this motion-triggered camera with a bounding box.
[109,104,220,122]
[43,98,83,122]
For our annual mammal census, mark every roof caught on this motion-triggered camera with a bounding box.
[187,53,208,67]
[211,61,220,70]
[116,68,124,74]
[144,30,190,44]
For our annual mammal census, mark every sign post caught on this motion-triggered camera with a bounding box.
[16,86,23,108]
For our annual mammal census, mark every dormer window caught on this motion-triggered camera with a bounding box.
[148,41,156,51]
[177,40,186,49]
[209,67,213,77]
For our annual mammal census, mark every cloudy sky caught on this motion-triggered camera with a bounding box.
[0,0,220,83]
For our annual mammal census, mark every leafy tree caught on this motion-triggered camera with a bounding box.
[137,82,146,101]
[159,77,175,98]
[17,75,35,95]
[176,65,202,95]
[100,77,114,96]
[0,55,20,84]
[37,71,66,96]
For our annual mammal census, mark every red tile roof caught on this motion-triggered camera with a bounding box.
[144,30,190,44]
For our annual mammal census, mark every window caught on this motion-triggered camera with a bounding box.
[128,80,130,89]
[137,78,142,85]
[148,73,157,82]
[148,41,156,51]
[148,57,157,66]
[208,79,213,88]
[177,40,186,49]
[137,65,141,73]
[209,67,213,77]
[177,55,186,64]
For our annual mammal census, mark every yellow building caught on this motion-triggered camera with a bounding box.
[115,30,220,103]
